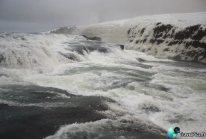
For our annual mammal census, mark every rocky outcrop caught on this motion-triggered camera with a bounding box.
[127,22,206,63]
[51,27,77,34]
[81,35,102,41]
[120,45,124,50]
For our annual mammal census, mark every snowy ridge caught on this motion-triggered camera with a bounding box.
[62,12,206,63]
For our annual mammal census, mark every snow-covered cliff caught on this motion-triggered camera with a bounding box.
[53,12,206,63]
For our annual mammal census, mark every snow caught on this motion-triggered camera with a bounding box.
[65,12,206,63]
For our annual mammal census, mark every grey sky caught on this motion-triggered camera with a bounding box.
[0,0,206,32]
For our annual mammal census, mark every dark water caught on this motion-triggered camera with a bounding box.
[0,85,112,139]
[0,85,168,139]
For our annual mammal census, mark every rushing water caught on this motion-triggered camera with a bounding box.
[0,34,206,139]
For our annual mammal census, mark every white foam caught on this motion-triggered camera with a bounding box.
[45,115,165,139]
[0,33,86,73]
[1,33,206,137]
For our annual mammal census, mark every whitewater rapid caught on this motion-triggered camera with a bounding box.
[0,33,206,139]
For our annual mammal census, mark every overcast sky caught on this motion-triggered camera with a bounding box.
[0,0,206,32]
